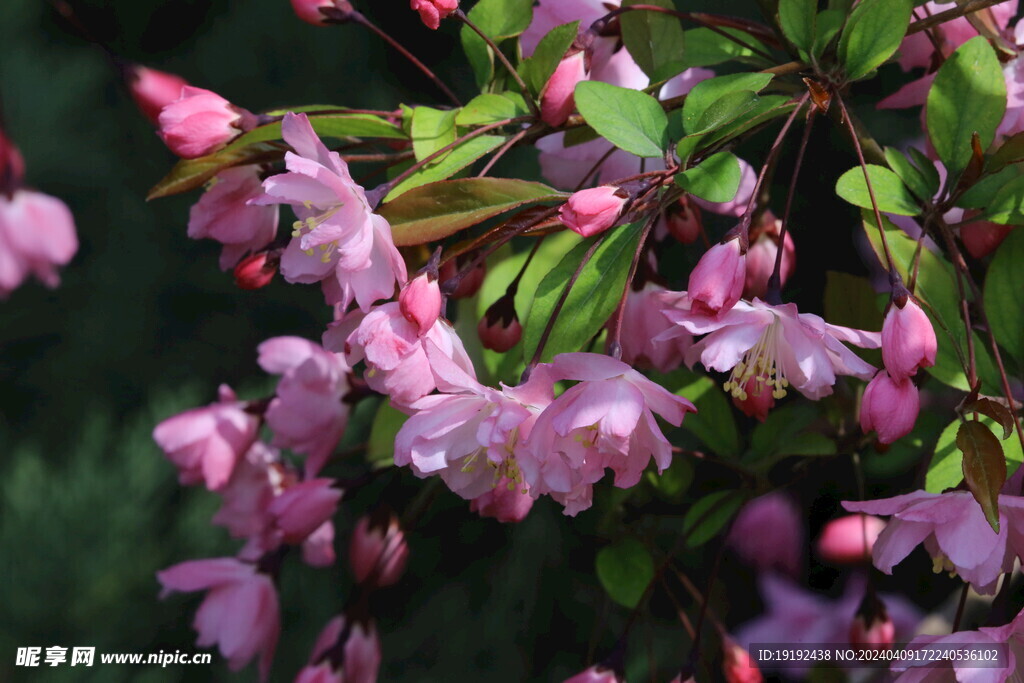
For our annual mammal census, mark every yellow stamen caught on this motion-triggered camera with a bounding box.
[722,317,790,400]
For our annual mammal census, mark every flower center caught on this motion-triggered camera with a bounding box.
[722,317,790,400]
[291,203,343,263]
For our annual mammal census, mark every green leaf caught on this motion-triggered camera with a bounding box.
[679,27,770,69]
[621,0,687,82]
[812,9,845,59]
[675,152,742,203]
[779,0,816,52]
[681,73,774,135]
[595,538,654,608]
[455,93,529,126]
[461,0,534,88]
[379,178,565,246]
[909,146,942,193]
[835,164,920,216]
[701,95,796,149]
[837,0,913,81]
[958,420,1006,532]
[981,174,1024,225]
[672,374,741,457]
[954,165,1022,210]
[824,271,882,365]
[884,147,935,201]
[693,91,762,135]
[227,112,407,150]
[522,221,644,363]
[865,410,946,478]
[987,132,1024,173]
[646,457,694,501]
[574,81,669,158]
[518,21,580,97]
[410,107,458,162]
[984,228,1024,366]
[682,491,746,547]
[367,401,407,469]
[385,135,506,200]
[749,403,819,459]
[147,144,280,200]
[928,415,1023,493]
[927,36,1007,180]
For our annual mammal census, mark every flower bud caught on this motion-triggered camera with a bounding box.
[411,0,459,30]
[0,127,25,195]
[125,65,189,124]
[881,295,937,379]
[349,511,409,588]
[731,375,775,422]
[563,665,622,683]
[297,614,380,683]
[290,0,338,25]
[662,197,702,244]
[726,492,801,576]
[439,254,485,299]
[559,186,627,237]
[478,292,522,352]
[540,50,587,126]
[722,638,763,683]
[860,371,919,444]
[399,272,442,335]
[817,514,886,565]
[267,478,342,544]
[743,214,795,300]
[688,236,745,317]
[470,477,533,523]
[158,87,257,159]
[960,212,1013,259]
[849,592,895,650]
[234,251,279,290]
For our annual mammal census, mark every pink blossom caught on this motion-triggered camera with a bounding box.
[521,0,614,57]
[212,441,282,538]
[688,238,746,317]
[743,214,795,300]
[234,250,279,290]
[258,336,350,476]
[541,50,587,126]
[253,112,406,311]
[559,186,627,237]
[849,595,895,650]
[301,521,336,568]
[398,272,442,335]
[881,297,937,379]
[478,298,523,352]
[0,189,78,297]
[153,385,259,490]
[731,376,775,422]
[519,353,695,516]
[662,297,881,400]
[157,558,279,680]
[470,477,534,523]
[291,0,337,26]
[349,512,409,588]
[817,514,887,565]
[158,86,257,159]
[439,254,485,299]
[843,490,1024,594]
[726,492,803,576]
[860,371,920,444]
[563,665,622,683]
[411,0,458,30]
[658,196,702,244]
[295,615,380,683]
[126,65,189,124]
[619,284,691,373]
[266,478,341,544]
[723,638,763,683]
[188,165,279,270]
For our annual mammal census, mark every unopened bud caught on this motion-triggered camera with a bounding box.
[860,371,919,444]
[849,592,895,650]
[478,292,522,352]
[439,253,486,299]
[817,514,886,565]
[291,0,355,25]
[663,197,702,244]
[399,272,442,335]
[349,511,409,588]
[268,478,342,544]
[158,87,258,159]
[559,186,627,237]
[731,375,775,422]
[540,50,587,126]
[234,250,279,290]
[125,64,189,124]
[744,212,795,300]
[411,0,459,30]
[0,128,24,196]
[722,638,763,683]
[881,294,936,380]
[960,210,1012,258]
[688,235,746,317]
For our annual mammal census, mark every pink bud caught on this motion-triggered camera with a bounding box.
[743,216,795,300]
[158,87,257,159]
[297,615,380,683]
[726,492,802,576]
[688,237,745,316]
[731,375,775,422]
[410,0,459,30]
[0,127,25,194]
[563,665,622,683]
[267,479,342,544]
[470,477,534,523]
[723,638,763,683]
[234,251,279,290]
[349,512,409,588]
[478,293,522,352]
[291,0,337,25]
[540,51,587,126]
[960,213,1013,258]
[559,186,627,237]
[399,273,442,335]
[126,65,189,124]
[663,197,702,244]
[817,514,886,565]
[860,371,919,444]
[881,297,937,379]
[849,594,895,650]
[439,254,486,299]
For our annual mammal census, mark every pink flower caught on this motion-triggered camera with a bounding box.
[212,441,281,538]
[0,189,78,298]
[411,0,458,30]
[817,514,886,565]
[663,297,881,400]
[345,302,474,407]
[266,479,341,544]
[301,521,336,568]
[291,0,337,26]
[258,336,350,476]
[658,196,702,244]
[253,113,406,311]
[349,511,409,588]
[188,166,279,270]
[563,665,622,683]
[726,492,803,576]
[687,238,746,317]
[743,214,795,300]
[619,285,692,373]
[153,385,259,490]
[723,638,762,683]
[860,371,920,444]
[849,593,895,650]
[470,477,534,523]
[843,490,1024,594]
[541,50,587,126]
[0,127,25,189]
[399,272,442,335]
[881,296,937,379]
[158,86,257,159]
[295,615,381,683]
[234,250,279,290]
[478,300,523,352]
[126,65,189,124]
[559,186,627,237]
[519,353,695,516]
[157,558,279,681]
[731,376,775,422]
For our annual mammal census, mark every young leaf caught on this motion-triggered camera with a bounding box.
[679,28,770,69]
[595,538,654,608]
[228,113,407,150]
[812,9,845,59]
[522,221,644,363]
[682,491,746,547]
[984,228,1024,366]
[837,0,913,81]
[147,144,280,200]
[779,0,817,53]
[980,174,1024,225]
[574,81,669,158]
[379,178,565,246]
[927,36,1007,180]
[835,165,920,216]
[385,135,506,200]
[884,147,935,201]
[518,21,580,97]
[681,72,774,134]
[954,165,1022,210]
[987,131,1024,173]
[410,107,458,161]
[456,93,529,126]
[958,420,1006,532]
[675,152,742,203]
[621,0,687,82]
[692,91,761,135]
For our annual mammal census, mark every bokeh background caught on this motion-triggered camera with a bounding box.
[0,0,953,681]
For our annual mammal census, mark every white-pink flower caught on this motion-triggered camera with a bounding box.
[618,284,692,373]
[253,113,406,311]
[188,165,279,270]
[0,189,78,298]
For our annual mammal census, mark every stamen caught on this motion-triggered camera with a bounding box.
[723,316,789,400]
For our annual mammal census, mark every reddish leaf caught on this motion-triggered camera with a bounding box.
[958,420,1006,532]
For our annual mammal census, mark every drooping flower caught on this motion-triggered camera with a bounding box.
[817,514,887,565]
[398,272,442,335]
[0,188,78,298]
[158,86,258,159]
[411,0,459,30]
[212,441,282,539]
[722,637,763,683]
[478,292,523,352]
[470,476,534,523]
[266,478,341,545]
[881,296,937,380]
[559,186,627,237]
[743,213,795,300]
[619,284,692,373]
[849,591,896,650]
[519,353,696,516]
[726,492,803,577]
[291,0,340,26]
[253,112,406,311]
[234,250,279,290]
[860,371,920,444]
[125,64,189,124]
[295,614,381,683]
[687,237,746,317]
[541,50,588,126]
[188,165,279,270]
[349,511,409,588]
